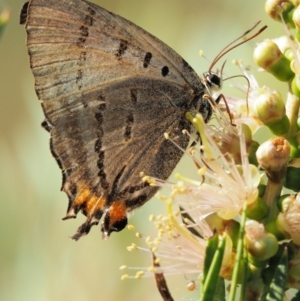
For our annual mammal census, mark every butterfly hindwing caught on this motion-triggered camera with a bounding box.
[21,0,205,239]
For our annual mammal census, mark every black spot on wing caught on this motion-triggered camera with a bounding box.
[78,51,87,67]
[130,89,137,103]
[115,40,128,60]
[143,52,152,68]
[85,7,95,26]
[124,113,134,141]
[80,26,89,37]
[77,26,89,47]
[161,66,169,77]
[77,8,94,47]
[76,70,83,90]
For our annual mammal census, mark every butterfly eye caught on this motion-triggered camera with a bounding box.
[203,71,222,92]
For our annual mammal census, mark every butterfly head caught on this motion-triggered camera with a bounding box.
[202,71,222,93]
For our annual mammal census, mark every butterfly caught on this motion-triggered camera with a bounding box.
[20,0,263,240]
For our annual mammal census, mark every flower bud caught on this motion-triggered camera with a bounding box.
[277,193,300,245]
[287,135,300,158]
[274,36,294,60]
[253,40,294,81]
[281,36,295,58]
[297,116,300,129]
[254,88,290,135]
[220,123,259,165]
[294,17,300,42]
[205,213,226,233]
[256,137,290,182]
[258,183,267,197]
[265,0,295,27]
[266,218,286,240]
[248,140,260,165]
[293,5,300,27]
[223,220,240,251]
[246,196,268,221]
[291,75,300,98]
[244,220,279,261]
[277,194,292,211]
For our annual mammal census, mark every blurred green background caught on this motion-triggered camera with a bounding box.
[0,0,282,300]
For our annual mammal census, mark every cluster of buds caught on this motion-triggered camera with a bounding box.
[122,1,300,300]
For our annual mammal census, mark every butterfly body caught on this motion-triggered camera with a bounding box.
[20,0,214,239]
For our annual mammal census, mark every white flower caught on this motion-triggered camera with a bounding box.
[175,113,260,222]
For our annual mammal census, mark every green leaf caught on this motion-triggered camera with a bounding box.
[201,235,226,301]
[213,277,226,301]
[202,232,219,283]
[265,247,288,301]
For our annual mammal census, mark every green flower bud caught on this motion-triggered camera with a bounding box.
[241,123,260,165]
[223,220,240,251]
[258,184,267,197]
[287,135,300,158]
[246,196,268,221]
[293,5,300,32]
[253,40,294,81]
[265,0,295,27]
[277,194,293,211]
[274,36,294,60]
[291,75,300,98]
[297,116,300,129]
[254,88,290,135]
[205,215,240,250]
[247,255,267,269]
[266,218,286,240]
[244,220,279,261]
[295,28,300,42]
[248,140,259,165]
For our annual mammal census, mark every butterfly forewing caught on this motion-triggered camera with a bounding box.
[21,0,206,239]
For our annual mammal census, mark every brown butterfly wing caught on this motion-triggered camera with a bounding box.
[21,0,204,239]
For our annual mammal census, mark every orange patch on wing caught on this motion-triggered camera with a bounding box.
[109,200,127,225]
[85,195,106,215]
[73,185,92,206]
[72,181,107,214]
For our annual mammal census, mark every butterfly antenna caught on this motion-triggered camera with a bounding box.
[219,60,227,78]
[223,74,251,114]
[209,21,267,72]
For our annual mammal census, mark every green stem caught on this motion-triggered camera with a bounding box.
[263,177,284,222]
[229,203,247,301]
